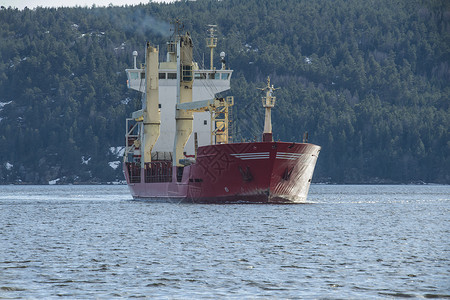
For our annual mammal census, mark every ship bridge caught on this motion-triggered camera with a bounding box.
[126,68,232,99]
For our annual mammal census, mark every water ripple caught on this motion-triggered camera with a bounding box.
[0,184,448,298]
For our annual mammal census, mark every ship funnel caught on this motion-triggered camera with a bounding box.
[220,51,226,69]
[133,51,138,69]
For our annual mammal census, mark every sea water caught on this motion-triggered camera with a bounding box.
[0,184,449,298]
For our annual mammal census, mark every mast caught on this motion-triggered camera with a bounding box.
[173,31,194,167]
[259,76,278,142]
[206,25,217,70]
[143,42,160,163]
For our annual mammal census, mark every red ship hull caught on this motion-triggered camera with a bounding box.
[123,142,320,203]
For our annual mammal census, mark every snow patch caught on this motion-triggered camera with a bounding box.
[0,101,12,110]
[5,162,13,170]
[114,42,126,52]
[121,97,132,105]
[109,146,125,158]
[49,178,60,185]
[107,180,127,185]
[108,161,121,170]
[81,156,91,165]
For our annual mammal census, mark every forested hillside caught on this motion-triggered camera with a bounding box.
[0,0,448,184]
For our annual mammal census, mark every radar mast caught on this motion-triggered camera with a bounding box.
[206,25,217,70]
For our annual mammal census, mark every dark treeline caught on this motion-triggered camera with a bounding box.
[0,0,448,184]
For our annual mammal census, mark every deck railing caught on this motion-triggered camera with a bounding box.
[145,161,173,183]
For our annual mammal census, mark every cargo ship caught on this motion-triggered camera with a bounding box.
[122,22,320,203]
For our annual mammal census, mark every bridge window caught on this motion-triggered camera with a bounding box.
[159,73,166,79]
[194,73,206,79]
[129,72,139,80]
[168,73,176,79]
[221,73,229,80]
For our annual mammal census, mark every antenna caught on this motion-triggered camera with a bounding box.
[170,18,184,42]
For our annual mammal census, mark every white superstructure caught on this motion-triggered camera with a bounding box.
[125,26,232,159]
